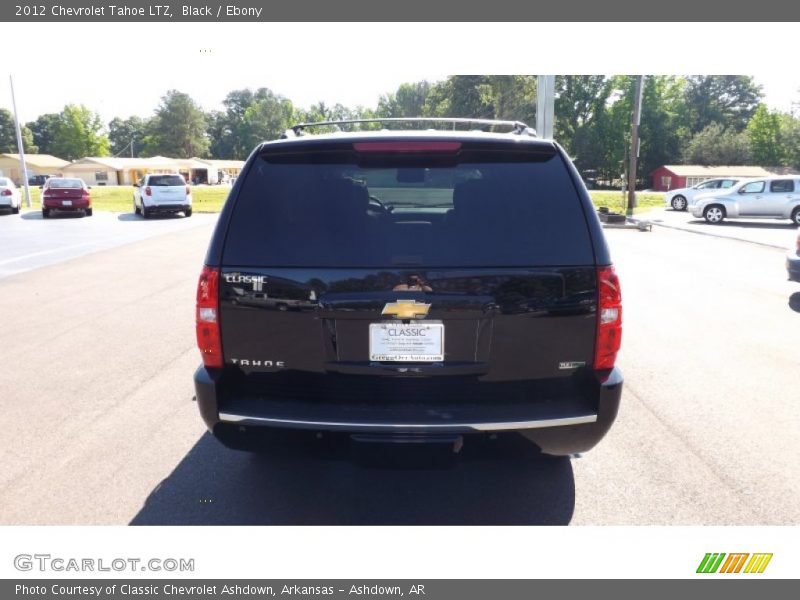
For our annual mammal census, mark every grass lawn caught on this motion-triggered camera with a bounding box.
[19,185,663,215]
[589,191,664,214]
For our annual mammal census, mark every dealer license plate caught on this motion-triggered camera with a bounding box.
[369,322,444,362]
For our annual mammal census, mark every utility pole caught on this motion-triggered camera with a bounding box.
[10,75,32,208]
[627,75,644,217]
[536,75,555,139]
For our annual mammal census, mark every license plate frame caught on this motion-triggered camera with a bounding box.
[369,321,444,362]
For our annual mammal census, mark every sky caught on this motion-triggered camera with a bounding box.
[2,23,799,125]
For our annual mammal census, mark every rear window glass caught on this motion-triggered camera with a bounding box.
[0,178,9,186]
[48,179,82,189]
[149,175,186,186]
[770,179,794,193]
[222,148,593,268]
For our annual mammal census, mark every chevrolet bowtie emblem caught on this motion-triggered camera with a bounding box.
[382,299,431,319]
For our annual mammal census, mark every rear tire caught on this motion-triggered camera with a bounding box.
[11,205,20,214]
[141,206,150,219]
[791,207,800,226]
[703,205,725,224]
[671,195,687,211]
[42,208,50,219]
[133,198,140,215]
[85,208,93,217]
[184,208,192,217]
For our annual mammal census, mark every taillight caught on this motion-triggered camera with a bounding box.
[0,189,11,196]
[82,189,91,201]
[796,235,800,256]
[196,266,222,368]
[144,186,152,196]
[594,265,622,378]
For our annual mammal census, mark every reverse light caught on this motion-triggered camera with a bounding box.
[594,265,623,377]
[196,266,222,368]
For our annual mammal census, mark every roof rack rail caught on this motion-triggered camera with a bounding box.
[280,117,537,139]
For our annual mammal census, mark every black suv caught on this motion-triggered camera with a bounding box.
[194,118,622,456]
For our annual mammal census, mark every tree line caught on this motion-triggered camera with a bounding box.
[2,76,798,184]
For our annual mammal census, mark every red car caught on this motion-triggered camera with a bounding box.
[42,178,92,218]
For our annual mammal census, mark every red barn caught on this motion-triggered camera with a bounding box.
[650,165,800,191]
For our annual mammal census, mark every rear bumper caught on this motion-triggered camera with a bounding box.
[145,203,191,213]
[787,252,800,282]
[44,199,90,209]
[194,367,623,456]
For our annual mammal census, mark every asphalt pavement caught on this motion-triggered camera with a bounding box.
[0,213,797,524]
[0,209,218,279]
[638,206,797,250]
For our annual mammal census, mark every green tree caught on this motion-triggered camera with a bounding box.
[208,88,294,158]
[49,105,109,160]
[25,113,59,154]
[144,90,209,157]
[683,123,751,165]
[778,112,800,169]
[638,76,686,176]
[746,104,784,165]
[108,116,149,157]
[0,109,38,154]
[242,93,296,147]
[555,76,611,151]
[683,76,762,134]
[376,81,432,118]
[424,76,495,119]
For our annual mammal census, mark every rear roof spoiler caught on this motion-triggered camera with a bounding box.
[281,118,537,139]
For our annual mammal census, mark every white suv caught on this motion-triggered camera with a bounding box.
[133,173,192,218]
[691,177,800,225]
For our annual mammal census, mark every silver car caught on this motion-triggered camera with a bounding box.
[690,177,800,225]
[664,178,739,211]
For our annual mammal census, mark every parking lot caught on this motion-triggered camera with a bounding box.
[0,208,798,525]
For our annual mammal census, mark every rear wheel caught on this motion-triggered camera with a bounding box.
[133,198,140,215]
[42,208,50,219]
[703,205,725,224]
[184,207,192,217]
[11,205,20,214]
[671,195,687,211]
[141,205,150,219]
[792,207,800,226]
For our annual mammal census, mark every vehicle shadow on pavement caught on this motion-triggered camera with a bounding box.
[117,213,186,221]
[20,211,84,220]
[685,219,796,230]
[130,433,575,525]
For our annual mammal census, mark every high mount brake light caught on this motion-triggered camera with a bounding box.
[196,266,222,368]
[594,265,622,379]
[353,141,462,153]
